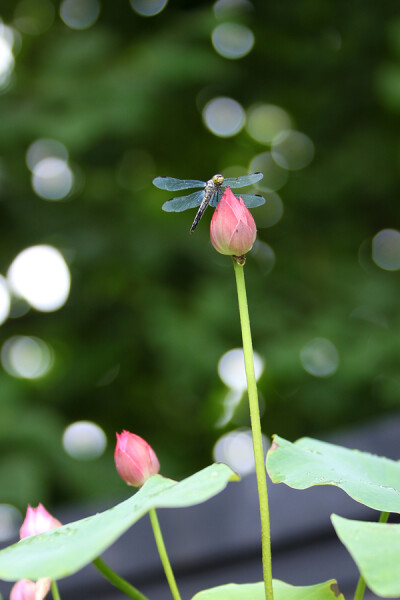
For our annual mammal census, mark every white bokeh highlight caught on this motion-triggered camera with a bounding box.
[32,158,74,200]
[63,421,107,460]
[0,23,15,89]
[372,229,400,271]
[213,428,269,476]
[0,276,11,325]
[218,347,264,391]
[8,245,71,312]
[212,23,254,59]
[60,0,100,29]
[1,336,53,379]
[130,0,168,17]
[203,97,245,137]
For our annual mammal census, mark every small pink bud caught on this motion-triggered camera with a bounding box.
[10,580,36,600]
[10,579,51,600]
[19,504,62,539]
[210,187,257,256]
[114,431,160,487]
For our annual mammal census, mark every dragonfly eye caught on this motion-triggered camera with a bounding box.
[213,174,224,185]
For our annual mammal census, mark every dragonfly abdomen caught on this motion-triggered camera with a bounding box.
[189,179,220,233]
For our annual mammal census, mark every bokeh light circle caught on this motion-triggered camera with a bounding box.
[0,27,14,89]
[26,139,69,171]
[7,245,71,312]
[203,97,245,137]
[129,0,168,17]
[249,152,288,191]
[1,336,53,379]
[255,192,284,228]
[63,421,107,460]
[272,130,314,170]
[218,347,264,391]
[212,23,254,59]
[372,229,400,271]
[246,104,291,145]
[300,338,339,377]
[32,157,74,201]
[0,276,10,326]
[213,428,269,476]
[60,0,100,30]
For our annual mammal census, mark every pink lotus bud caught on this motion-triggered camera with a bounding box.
[20,504,62,539]
[10,579,51,600]
[10,580,36,600]
[210,187,257,256]
[114,431,160,487]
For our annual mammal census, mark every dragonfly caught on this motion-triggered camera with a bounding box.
[153,172,265,233]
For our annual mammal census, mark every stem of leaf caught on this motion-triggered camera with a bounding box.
[93,557,150,600]
[233,258,274,600]
[353,511,389,600]
[149,507,182,600]
[51,581,61,600]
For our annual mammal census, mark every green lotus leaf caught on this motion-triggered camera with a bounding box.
[332,514,400,597]
[0,463,239,581]
[266,435,400,512]
[191,579,344,600]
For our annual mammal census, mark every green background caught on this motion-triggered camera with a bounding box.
[0,0,399,509]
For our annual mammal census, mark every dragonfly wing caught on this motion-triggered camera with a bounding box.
[153,176,205,191]
[162,190,205,212]
[240,193,266,208]
[223,172,264,189]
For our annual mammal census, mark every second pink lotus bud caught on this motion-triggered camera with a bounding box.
[10,578,50,600]
[19,504,62,539]
[210,187,257,257]
[114,431,160,487]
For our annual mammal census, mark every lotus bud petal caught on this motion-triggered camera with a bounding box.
[10,578,51,600]
[210,187,257,256]
[34,579,51,600]
[114,431,160,487]
[20,504,62,539]
[10,580,36,600]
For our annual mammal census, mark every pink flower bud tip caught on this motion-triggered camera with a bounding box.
[19,504,62,539]
[114,431,160,487]
[10,578,50,600]
[10,580,36,600]
[210,187,257,257]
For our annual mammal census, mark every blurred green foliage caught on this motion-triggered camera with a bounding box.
[0,0,400,509]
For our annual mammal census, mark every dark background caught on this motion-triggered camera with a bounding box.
[0,0,399,516]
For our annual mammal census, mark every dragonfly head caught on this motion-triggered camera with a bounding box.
[212,174,224,186]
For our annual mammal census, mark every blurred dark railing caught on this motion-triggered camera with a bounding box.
[1,415,400,600]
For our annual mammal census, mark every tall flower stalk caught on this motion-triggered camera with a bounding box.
[233,258,273,600]
[210,187,273,600]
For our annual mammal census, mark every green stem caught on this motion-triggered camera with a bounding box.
[353,511,389,600]
[233,258,273,600]
[93,557,149,600]
[51,580,61,600]
[149,507,182,600]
